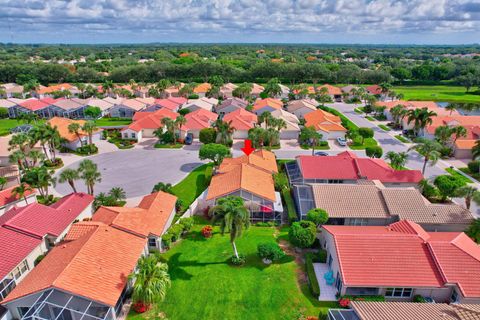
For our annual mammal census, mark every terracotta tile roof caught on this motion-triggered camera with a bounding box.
[36,83,74,95]
[19,98,57,111]
[0,227,42,280]
[167,97,187,105]
[451,304,480,320]
[366,84,383,95]
[324,220,480,296]
[86,98,114,111]
[51,99,85,110]
[0,99,17,108]
[154,98,181,110]
[48,117,101,142]
[251,83,265,95]
[316,84,342,95]
[194,82,212,93]
[2,222,146,306]
[350,301,463,320]
[304,109,347,132]
[219,149,278,174]
[207,163,275,202]
[0,184,36,207]
[297,152,423,183]
[222,108,257,131]
[0,193,93,238]
[252,98,283,111]
[183,109,217,131]
[93,191,177,237]
[125,108,179,132]
[216,98,249,111]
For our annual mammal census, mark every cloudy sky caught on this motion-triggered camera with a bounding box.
[1,0,480,44]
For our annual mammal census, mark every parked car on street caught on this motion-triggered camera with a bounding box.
[314,151,328,156]
[337,137,347,146]
[185,133,194,145]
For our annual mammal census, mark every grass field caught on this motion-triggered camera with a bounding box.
[94,118,132,126]
[393,86,480,103]
[349,137,377,150]
[128,223,337,320]
[171,163,213,211]
[0,119,29,136]
[445,168,473,184]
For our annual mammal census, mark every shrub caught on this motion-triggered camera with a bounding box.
[175,199,184,212]
[202,225,213,238]
[352,135,363,146]
[179,217,194,232]
[169,224,184,242]
[188,94,199,99]
[199,128,216,144]
[132,302,148,314]
[468,160,480,173]
[34,254,46,266]
[161,232,173,248]
[305,253,320,297]
[230,254,246,266]
[317,249,327,263]
[178,108,190,116]
[365,145,383,158]
[204,165,213,184]
[306,208,329,226]
[358,127,374,143]
[0,107,8,119]
[413,295,427,303]
[434,174,466,201]
[43,158,64,168]
[273,172,289,191]
[339,298,350,308]
[289,221,317,248]
[341,295,385,302]
[76,144,98,155]
[439,146,453,158]
[257,242,285,262]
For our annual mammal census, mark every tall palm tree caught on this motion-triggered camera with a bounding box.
[43,124,62,161]
[473,140,480,162]
[27,150,45,167]
[0,177,7,191]
[28,124,50,160]
[12,183,33,205]
[456,186,480,210]
[434,125,454,145]
[258,111,274,129]
[128,255,171,307]
[445,103,457,115]
[152,182,173,194]
[390,104,407,128]
[109,187,126,202]
[23,79,40,96]
[452,126,467,145]
[263,78,282,98]
[385,151,408,170]
[75,83,86,98]
[156,79,171,98]
[407,108,437,136]
[102,80,115,96]
[68,123,82,145]
[59,168,80,193]
[81,121,97,146]
[78,159,102,195]
[9,133,30,153]
[213,120,235,145]
[408,138,442,174]
[174,116,187,141]
[9,150,27,171]
[209,196,250,259]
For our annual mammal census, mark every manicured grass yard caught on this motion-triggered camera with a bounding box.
[171,163,214,210]
[349,137,377,150]
[0,119,46,136]
[394,135,410,143]
[128,223,337,320]
[393,85,480,104]
[94,118,132,126]
[365,116,375,121]
[378,124,391,131]
[445,168,473,184]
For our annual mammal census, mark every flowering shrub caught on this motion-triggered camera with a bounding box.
[202,225,213,238]
[132,302,148,313]
[339,298,351,308]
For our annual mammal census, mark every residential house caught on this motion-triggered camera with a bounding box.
[250,83,265,98]
[164,83,185,98]
[319,220,480,303]
[220,83,237,99]
[267,109,301,139]
[423,115,480,159]
[366,84,384,96]
[85,98,115,117]
[301,183,473,230]
[1,221,148,320]
[216,98,248,116]
[48,98,89,119]
[304,109,347,140]
[252,98,283,115]
[0,84,24,98]
[34,83,78,98]
[109,99,147,118]
[286,99,319,119]
[48,117,102,151]
[93,191,177,251]
[206,150,282,222]
[0,99,20,119]
[287,152,423,187]
[121,108,179,141]
[183,97,218,112]
[0,193,93,303]
[222,109,257,139]
[341,85,361,100]
[0,185,36,216]
[9,98,57,119]
[180,109,218,138]
[317,84,342,102]
[328,301,480,320]
[193,83,212,98]
[144,97,187,113]
[277,84,290,99]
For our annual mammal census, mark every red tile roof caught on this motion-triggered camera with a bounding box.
[182,109,217,131]
[125,108,179,132]
[2,222,147,306]
[0,184,36,207]
[317,84,342,95]
[222,108,257,131]
[0,193,93,238]
[323,220,480,297]
[366,85,383,95]
[297,151,423,183]
[19,98,58,111]
[154,98,181,111]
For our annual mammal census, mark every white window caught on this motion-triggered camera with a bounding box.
[385,288,413,298]
[148,238,157,247]
[10,260,29,280]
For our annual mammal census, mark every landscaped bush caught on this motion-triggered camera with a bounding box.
[338,298,350,308]
[169,224,184,242]
[161,232,174,248]
[199,127,216,144]
[43,158,64,169]
[257,242,285,263]
[179,217,194,232]
[439,146,453,158]
[0,107,8,118]
[230,254,246,266]
[468,160,480,173]
[37,195,59,205]
[34,254,46,266]
[312,249,327,263]
[413,295,427,303]
[306,208,329,227]
[108,137,135,149]
[273,172,289,191]
[255,221,278,227]
[365,145,383,158]
[305,253,320,297]
[178,108,190,116]
[204,166,213,184]
[132,302,148,314]
[76,144,98,155]
[289,221,317,248]
[202,225,213,238]
[188,94,199,99]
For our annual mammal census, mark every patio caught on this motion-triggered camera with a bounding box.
[313,263,337,301]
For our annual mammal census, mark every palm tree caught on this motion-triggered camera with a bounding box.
[128,255,171,307]
[434,125,454,145]
[27,150,45,167]
[232,83,253,99]
[68,123,82,145]
[213,120,235,145]
[209,196,250,259]
[473,140,480,162]
[12,183,33,205]
[23,79,40,96]
[9,150,27,171]
[59,168,80,193]
[43,124,62,161]
[0,177,7,190]
[156,79,171,98]
[300,126,323,156]
[152,182,173,194]
[81,121,97,146]
[385,151,408,170]
[456,186,480,210]
[78,159,102,195]
[390,104,407,128]
[452,126,467,145]
[408,138,442,175]
[9,133,30,153]
[75,83,86,98]
[406,108,437,136]
[445,103,457,115]
[174,116,187,141]
[28,124,50,160]
[109,187,126,202]
[102,80,115,96]
[258,111,274,129]
[263,78,282,98]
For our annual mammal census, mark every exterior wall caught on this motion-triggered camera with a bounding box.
[232,130,249,139]
[122,129,141,141]
[279,130,300,139]
[318,130,346,141]
[141,128,157,138]
[454,148,472,159]
[319,230,343,295]
[421,223,471,232]
[63,132,102,151]
[0,194,37,217]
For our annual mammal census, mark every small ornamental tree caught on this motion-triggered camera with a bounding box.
[199,128,216,144]
[288,220,317,248]
[199,143,231,166]
[433,174,466,202]
[257,242,285,263]
[357,127,374,144]
[306,208,329,227]
[365,145,383,158]
[84,106,102,119]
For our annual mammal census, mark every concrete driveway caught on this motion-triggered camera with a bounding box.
[54,148,206,198]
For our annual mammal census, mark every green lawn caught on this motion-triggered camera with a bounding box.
[394,135,410,143]
[0,119,46,136]
[393,85,480,104]
[171,163,214,210]
[349,137,377,150]
[128,224,337,320]
[445,168,473,184]
[154,143,184,149]
[94,118,132,127]
[378,124,391,131]
[365,116,375,121]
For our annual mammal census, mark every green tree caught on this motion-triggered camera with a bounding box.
[128,254,171,307]
[199,143,231,166]
[174,115,187,141]
[59,168,80,193]
[68,122,82,145]
[21,166,56,198]
[473,140,480,161]
[156,79,171,98]
[451,126,467,145]
[109,187,126,202]
[408,138,442,175]
[152,182,173,194]
[27,150,45,167]
[390,105,408,128]
[406,108,437,136]
[433,175,466,202]
[434,125,454,145]
[306,208,329,227]
[213,120,235,145]
[299,126,323,156]
[81,121,97,146]
[12,183,33,205]
[209,196,250,259]
[466,219,480,243]
[84,106,102,119]
[288,220,316,248]
[78,159,102,195]
[199,128,216,144]
[456,185,480,210]
[366,146,383,158]
[0,177,7,190]
[263,78,282,98]
[385,151,408,170]
[357,127,374,145]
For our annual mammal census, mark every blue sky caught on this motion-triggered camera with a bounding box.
[1,0,480,44]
